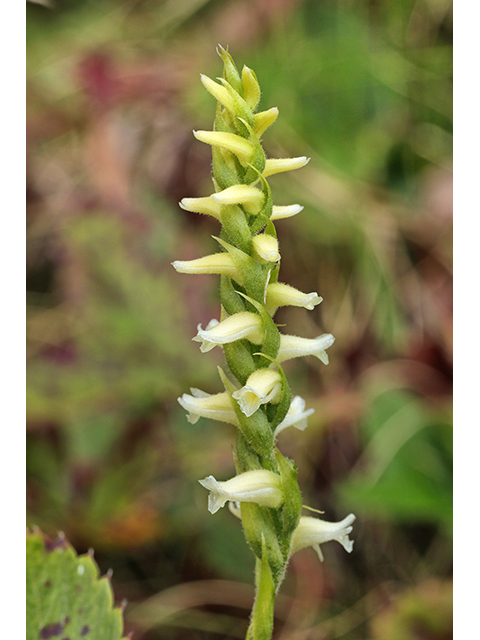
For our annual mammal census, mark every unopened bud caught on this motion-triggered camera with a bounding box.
[193,130,254,165]
[242,65,261,110]
[263,156,310,177]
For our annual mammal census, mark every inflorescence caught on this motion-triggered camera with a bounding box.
[173,46,355,639]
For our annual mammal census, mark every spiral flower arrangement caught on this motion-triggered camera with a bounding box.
[173,46,355,639]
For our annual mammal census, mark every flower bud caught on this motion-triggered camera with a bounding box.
[179,196,221,220]
[193,130,254,165]
[212,184,264,214]
[232,368,282,417]
[277,333,335,364]
[271,204,304,220]
[172,253,244,286]
[263,156,310,177]
[193,312,263,353]
[199,470,284,514]
[252,234,280,264]
[200,74,235,112]
[253,107,279,137]
[242,65,261,110]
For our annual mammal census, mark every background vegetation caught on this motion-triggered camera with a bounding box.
[26,0,452,638]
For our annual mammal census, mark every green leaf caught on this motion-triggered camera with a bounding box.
[26,529,126,640]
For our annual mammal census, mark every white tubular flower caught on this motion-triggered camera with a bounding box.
[265,282,322,315]
[277,333,335,364]
[232,369,282,417]
[274,395,314,437]
[263,156,310,177]
[179,196,221,220]
[252,234,280,264]
[193,130,254,165]
[290,514,356,561]
[271,204,304,220]
[193,312,263,353]
[212,184,264,214]
[199,470,284,514]
[178,389,239,426]
[172,253,244,286]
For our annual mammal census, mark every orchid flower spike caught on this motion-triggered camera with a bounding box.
[173,49,352,637]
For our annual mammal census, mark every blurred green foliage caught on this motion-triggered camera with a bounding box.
[338,388,452,531]
[27,0,452,638]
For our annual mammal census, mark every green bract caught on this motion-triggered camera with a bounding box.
[173,46,354,640]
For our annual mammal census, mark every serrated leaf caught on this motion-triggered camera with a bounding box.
[26,530,126,640]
